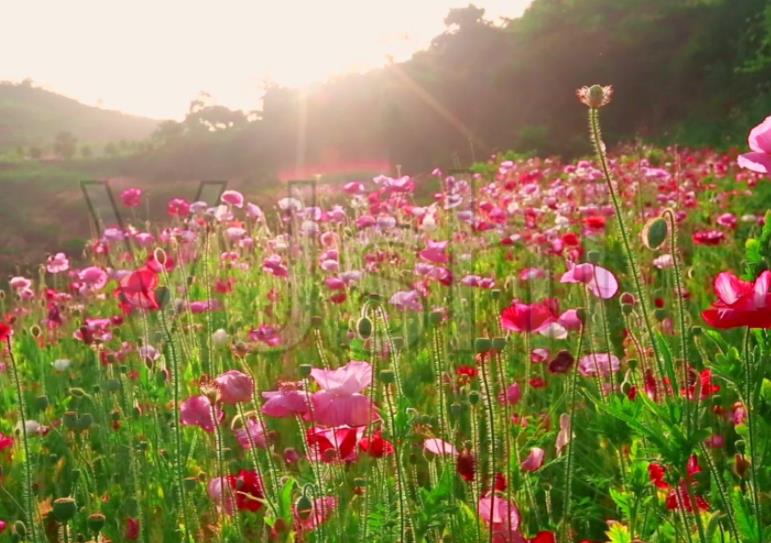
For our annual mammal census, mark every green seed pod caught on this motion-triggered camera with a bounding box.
[13,520,26,538]
[63,411,79,430]
[52,497,77,523]
[296,494,314,520]
[391,336,404,350]
[690,326,702,337]
[492,337,506,351]
[429,310,444,325]
[621,304,634,316]
[78,413,93,430]
[154,286,170,308]
[627,359,638,371]
[468,390,481,405]
[379,369,395,384]
[654,308,667,321]
[449,402,463,418]
[356,316,373,339]
[353,476,367,487]
[642,216,669,250]
[491,288,501,300]
[586,250,601,264]
[87,513,106,534]
[474,338,492,353]
[36,395,49,411]
[183,477,198,491]
[298,364,312,378]
[105,379,122,393]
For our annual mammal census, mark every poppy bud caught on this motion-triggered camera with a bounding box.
[295,494,313,520]
[734,454,750,478]
[53,497,77,523]
[13,520,26,538]
[29,325,41,338]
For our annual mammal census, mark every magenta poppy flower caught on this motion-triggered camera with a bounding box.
[500,299,558,333]
[306,425,364,463]
[167,198,191,217]
[214,370,253,404]
[692,230,725,246]
[78,266,109,291]
[249,324,282,347]
[294,496,338,533]
[180,395,223,433]
[115,267,159,314]
[0,520,5,534]
[310,361,378,427]
[737,115,771,173]
[702,271,771,329]
[419,240,449,264]
[220,190,244,208]
[262,382,310,418]
[560,262,618,299]
[121,188,143,208]
[0,432,13,451]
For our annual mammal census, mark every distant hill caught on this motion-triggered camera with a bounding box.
[0,81,160,150]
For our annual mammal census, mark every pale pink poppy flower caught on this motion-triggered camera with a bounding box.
[250,325,282,347]
[311,361,377,427]
[521,447,545,472]
[578,353,621,377]
[531,348,549,363]
[207,476,236,515]
[78,266,109,291]
[9,276,32,291]
[246,202,264,221]
[134,232,155,247]
[102,227,125,243]
[390,290,423,312]
[738,115,771,173]
[518,267,545,281]
[46,253,70,274]
[555,413,573,455]
[477,492,524,542]
[343,181,365,194]
[423,438,459,457]
[653,254,674,269]
[320,231,337,248]
[225,226,247,241]
[214,370,253,404]
[188,300,221,313]
[294,496,338,533]
[262,382,310,418]
[560,262,618,299]
[120,188,143,208]
[263,255,289,278]
[355,215,376,229]
[221,190,244,208]
[278,197,303,212]
[234,418,268,449]
[73,318,112,343]
[180,395,223,433]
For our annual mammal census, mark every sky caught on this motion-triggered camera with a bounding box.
[1,1,532,120]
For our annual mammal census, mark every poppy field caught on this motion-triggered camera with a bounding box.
[0,88,769,542]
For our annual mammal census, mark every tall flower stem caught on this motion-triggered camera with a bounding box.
[742,328,762,541]
[561,322,585,539]
[588,108,671,389]
[6,338,40,543]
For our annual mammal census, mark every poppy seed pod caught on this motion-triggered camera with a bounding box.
[298,364,312,378]
[474,338,492,353]
[87,513,106,534]
[52,497,77,523]
[492,337,506,351]
[468,390,481,405]
[379,369,395,384]
[311,315,323,328]
[586,250,601,264]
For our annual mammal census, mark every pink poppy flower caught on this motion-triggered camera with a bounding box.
[188,300,221,313]
[263,255,289,278]
[46,252,70,274]
[500,299,558,333]
[578,353,621,377]
[78,266,109,291]
[221,190,244,208]
[214,370,253,404]
[737,115,771,173]
[692,230,725,246]
[560,262,618,299]
[702,271,771,329]
[180,395,223,433]
[311,361,378,427]
[521,447,545,472]
[121,188,143,208]
[262,382,310,418]
[499,383,522,406]
[477,492,523,542]
[716,213,737,229]
[0,520,5,534]
[249,324,282,346]
[294,496,338,533]
[234,418,268,449]
[423,438,459,457]
[555,413,572,455]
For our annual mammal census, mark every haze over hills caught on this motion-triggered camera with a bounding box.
[0,81,160,151]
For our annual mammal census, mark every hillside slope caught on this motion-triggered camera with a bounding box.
[0,81,160,149]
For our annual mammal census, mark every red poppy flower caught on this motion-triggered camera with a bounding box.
[692,230,725,246]
[115,267,160,315]
[0,322,11,342]
[500,299,558,333]
[702,271,771,329]
[358,430,395,458]
[456,449,476,482]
